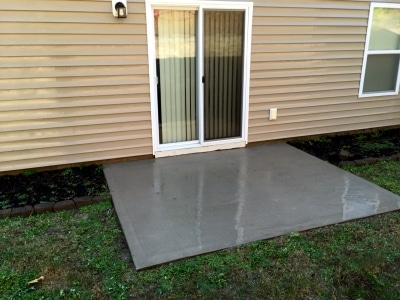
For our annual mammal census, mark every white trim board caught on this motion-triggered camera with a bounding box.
[155,141,246,158]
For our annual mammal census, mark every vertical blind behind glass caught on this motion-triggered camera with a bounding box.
[204,10,244,141]
[155,10,197,144]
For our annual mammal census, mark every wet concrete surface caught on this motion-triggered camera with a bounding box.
[104,143,400,269]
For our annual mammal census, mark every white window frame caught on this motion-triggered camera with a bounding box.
[145,0,253,156]
[359,2,400,98]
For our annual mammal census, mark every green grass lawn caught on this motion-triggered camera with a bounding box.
[1,161,399,299]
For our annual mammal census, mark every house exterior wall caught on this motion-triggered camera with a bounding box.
[0,0,152,172]
[1,0,400,172]
[249,0,400,142]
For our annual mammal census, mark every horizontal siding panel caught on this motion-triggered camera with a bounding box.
[251,51,362,62]
[0,45,147,57]
[249,119,400,143]
[250,89,359,103]
[1,130,151,152]
[250,58,363,71]
[0,105,150,122]
[250,100,400,118]
[250,114,400,137]
[1,1,145,14]
[254,7,368,18]
[251,66,361,79]
[0,138,151,162]
[252,16,367,26]
[0,94,149,112]
[1,75,148,90]
[250,82,358,96]
[0,146,152,173]
[0,55,148,68]
[253,34,365,44]
[0,121,151,143]
[249,95,396,111]
[253,0,369,10]
[1,0,107,12]
[252,43,364,53]
[1,65,149,79]
[0,85,149,101]
[252,26,366,35]
[0,11,145,24]
[251,74,359,88]
[250,106,400,127]
[363,0,400,2]
[0,21,147,34]
[283,101,399,116]
[1,32,147,45]
[358,0,400,2]
[250,98,347,112]
[1,114,151,133]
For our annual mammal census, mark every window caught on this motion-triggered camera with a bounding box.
[359,3,400,97]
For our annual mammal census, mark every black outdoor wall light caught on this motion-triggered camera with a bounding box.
[112,0,128,18]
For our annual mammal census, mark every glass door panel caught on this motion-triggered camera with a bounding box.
[154,9,198,144]
[203,10,244,141]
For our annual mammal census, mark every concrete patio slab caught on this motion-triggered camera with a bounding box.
[104,143,400,269]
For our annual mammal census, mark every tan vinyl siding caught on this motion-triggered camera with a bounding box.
[248,0,400,143]
[3,0,400,172]
[0,0,151,172]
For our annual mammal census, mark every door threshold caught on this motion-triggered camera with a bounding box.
[155,141,246,158]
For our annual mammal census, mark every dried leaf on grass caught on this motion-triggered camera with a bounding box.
[28,275,44,285]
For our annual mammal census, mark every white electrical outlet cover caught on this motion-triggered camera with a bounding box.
[270,108,277,120]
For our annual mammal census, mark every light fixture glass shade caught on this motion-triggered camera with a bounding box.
[117,6,127,18]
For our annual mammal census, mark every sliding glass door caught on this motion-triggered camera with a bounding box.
[155,10,198,144]
[204,10,244,141]
[152,4,250,150]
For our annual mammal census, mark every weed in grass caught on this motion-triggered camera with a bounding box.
[21,170,36,177]
[315,136,332,143]
[371,130,382,139]
[360,141,396,153]
[95,165,104,173]
[61,168,73,177]
[0,199,11,210]
[356,133,367,142]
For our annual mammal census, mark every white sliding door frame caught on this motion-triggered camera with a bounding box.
[146,0,253,157]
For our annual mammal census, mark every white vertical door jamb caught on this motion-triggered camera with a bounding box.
[198,6,205,144]
[242,5,253,144]
[145,2,160,154]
